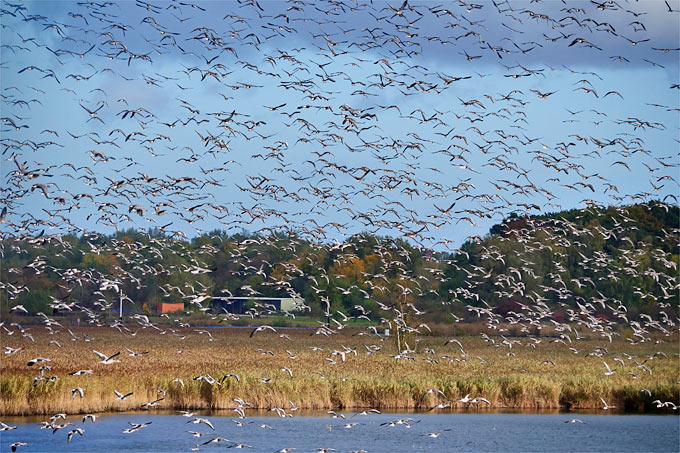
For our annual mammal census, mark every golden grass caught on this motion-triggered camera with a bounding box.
[1,326,678,415]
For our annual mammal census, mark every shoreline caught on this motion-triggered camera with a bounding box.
[2,406,677,418]
[2,375,677,416]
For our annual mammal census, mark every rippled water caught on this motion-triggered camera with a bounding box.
[1,411,678,452]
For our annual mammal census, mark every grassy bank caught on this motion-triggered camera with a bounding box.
[1,326,678,416]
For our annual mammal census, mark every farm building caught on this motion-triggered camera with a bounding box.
[211,296,305,315]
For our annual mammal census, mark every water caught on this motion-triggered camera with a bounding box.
[1,411,677,452]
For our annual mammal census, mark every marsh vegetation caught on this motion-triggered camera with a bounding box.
[2,326,677,416]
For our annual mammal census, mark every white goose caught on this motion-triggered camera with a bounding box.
[92,350,121,365]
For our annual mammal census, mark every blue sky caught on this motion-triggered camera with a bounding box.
[1,0,678,250]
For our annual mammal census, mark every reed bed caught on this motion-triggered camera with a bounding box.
[1,326,678,415]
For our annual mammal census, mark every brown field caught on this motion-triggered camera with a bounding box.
[1,324,678,416]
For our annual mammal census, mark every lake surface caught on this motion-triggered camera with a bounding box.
[1,411,678,452]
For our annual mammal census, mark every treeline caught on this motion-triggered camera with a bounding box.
[1,201,677,325]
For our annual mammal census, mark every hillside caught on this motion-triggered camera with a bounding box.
[1,201,677,334]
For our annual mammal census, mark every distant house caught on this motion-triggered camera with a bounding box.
[157,302,184,314]
[211,296,305,315]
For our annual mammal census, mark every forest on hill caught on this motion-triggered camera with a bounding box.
[2,201,677,330]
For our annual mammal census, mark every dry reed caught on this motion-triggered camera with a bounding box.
[1,326,678,415]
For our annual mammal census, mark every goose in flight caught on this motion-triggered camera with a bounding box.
[203,437,230,445]
[194,374,221,385]
[187,418,214,430]
[67,428,85,442]
[10,442,27,452]
[352,409,381,417]
[458,394,472,403]
[421,388,446,401]
[271,407,290,418]
[600,398,616,410]
[125,347,149,357]
[250,325,277,337]
[0,422,17,431]
[221,373,241,383]
[27,357,51,366]
[50,413,67,423]
[93,350,121,365]
[123,422,152,433]
[331,350,346,362]
[51,422,73,434]
[10,305,29,314]
[141,397,164,408]
[234,397,251,408]
[114,389,133,400]
[71,387,85,399]
[428,401,452,411]
[469,397,491,406]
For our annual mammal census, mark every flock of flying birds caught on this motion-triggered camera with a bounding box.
[1,0,679,451]
[1,0,679,245]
